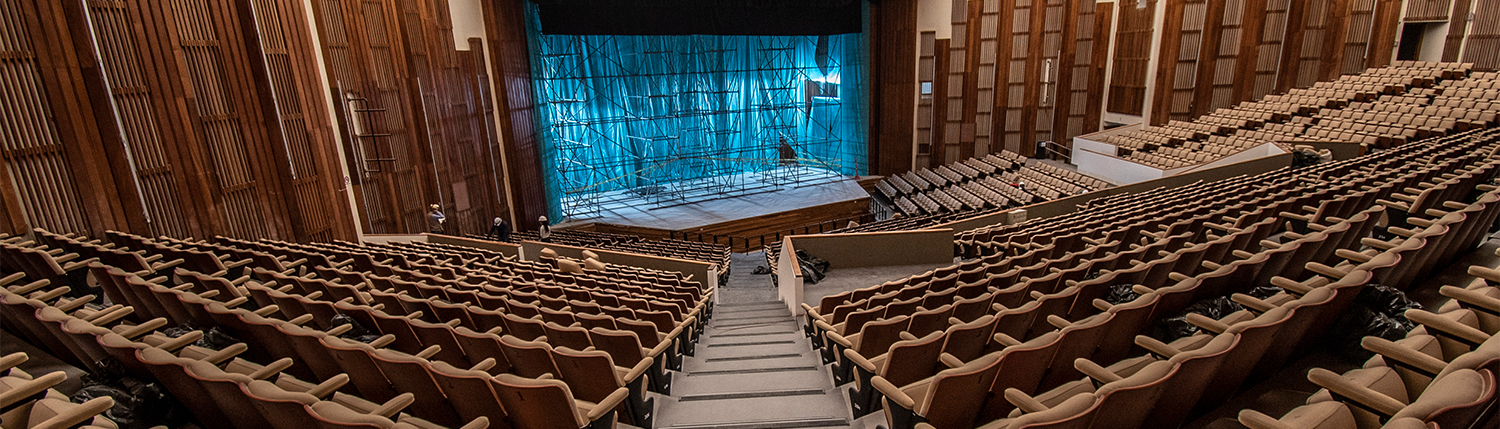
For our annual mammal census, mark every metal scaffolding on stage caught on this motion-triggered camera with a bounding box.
[528,27,869,221]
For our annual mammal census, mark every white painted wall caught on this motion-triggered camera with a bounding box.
[917,0,954,39]
[1421,22,1449,62]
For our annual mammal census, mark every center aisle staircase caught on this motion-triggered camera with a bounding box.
[652,253,856,429]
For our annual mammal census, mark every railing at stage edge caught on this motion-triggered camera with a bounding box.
[668,212,880,253]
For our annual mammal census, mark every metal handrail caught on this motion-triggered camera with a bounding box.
[1037,141,1073,163]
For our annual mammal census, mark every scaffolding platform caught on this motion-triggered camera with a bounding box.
[564,167,868,233]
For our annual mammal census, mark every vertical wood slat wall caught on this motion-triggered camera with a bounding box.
[0,0,360,242]
[1108,0,1154,117]
[310,0,505,235]
[916,31,936,168]
[924,0,1100,159]
[0,0,519,241]
[1465,1,1500,69]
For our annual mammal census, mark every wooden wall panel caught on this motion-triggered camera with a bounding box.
[1083,2,1112,132]
[1250,0,1288,99]
[0,1,94,235]
[1466,0,1500,70]
[872,0,918,177]
[79,0,201,238]
[1341,0,1376,75]
[916,31,935,168]
[1057,0,1097,144]
[1107,0,1154,116]
[1002,0,1030,151]
[1445,0,1474,61]
[974,1,1000,155]
[931,38,951,168]
[1200,0,1245,114]
[165,0,284,240]
[1152,0,1205,124]
[483,0,547,230]
[241,0,357,242]
[1367,0,1401,68]
[1404,0,1451,22]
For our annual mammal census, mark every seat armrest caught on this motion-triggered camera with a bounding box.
[1184,313,1230,335]
[1361,337,1443,377]
[1004,388,1048,414]
[1440,285,1500,317]
[843,349,878,372]
[1134,335,1181,360]
[372,393,416,418]
[305,374,350,398]
[1237,409,1293,429]
[201,343,250,366]
[939,353,964,369]
[587,388,631,421]
[870,376,916,409]
[1306,368,1404,419]
[623,357,654,382]
[248,357,294,380]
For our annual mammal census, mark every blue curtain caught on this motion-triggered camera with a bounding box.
[526,7,869,220]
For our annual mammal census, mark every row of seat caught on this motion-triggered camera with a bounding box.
[805,126,1500,428]
[8,227,715,428]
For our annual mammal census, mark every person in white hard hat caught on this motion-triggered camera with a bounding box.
[427,204,446,234]
[538,215,552,241]
[488,217,511,242]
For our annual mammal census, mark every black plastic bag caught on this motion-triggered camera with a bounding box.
[799,260,827,284]
[1084,270,1105,281]
[331,313,383,343]
[795,250,831,273]
[1354,284,1422,329]
[160,324,198,339]
[1183,296,1246,320]
[71,379,184,429]
[1292,149,1325,168]
[1245,285,1285,300]
[1145,316,1200,343]
[193,327,240,351]
[1327,306,1412,361]
[1104,284,1141,305]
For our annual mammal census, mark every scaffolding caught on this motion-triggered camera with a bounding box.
[530,31,869,221]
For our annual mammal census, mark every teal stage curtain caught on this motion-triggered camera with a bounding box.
[525,6,870,220]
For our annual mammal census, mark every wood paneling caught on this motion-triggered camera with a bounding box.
[931,38,951,168]
[1108,0,1154,116]
[916,31,936,168]
[1367,0,1401,68]
[483,0,546,230]
[1404,0,1452,22]
[240,0,357,242]
[1466,0,1500,70]
[0,0,358,241]
[872,0,918,176]
[1445,0,1474,62]
[1083,2,1112,132]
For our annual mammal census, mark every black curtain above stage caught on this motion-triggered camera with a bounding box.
[530,0,863,35]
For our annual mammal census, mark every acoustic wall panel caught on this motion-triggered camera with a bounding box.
[1465,0,1500,69]
[1108,0,1154,116]
[0,1,91,235]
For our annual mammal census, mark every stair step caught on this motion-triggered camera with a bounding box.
[686,366,821,376]
[673,367,832,396]
[655,393,851,429]
[705,340,798,348]
[659,417,850,429]
[716,301,787,309]
[714,312,794,321]
[679,388,827,402]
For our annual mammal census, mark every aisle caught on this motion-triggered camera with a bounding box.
[650,253,856,429]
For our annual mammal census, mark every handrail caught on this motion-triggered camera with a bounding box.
[1036,141,1073,163]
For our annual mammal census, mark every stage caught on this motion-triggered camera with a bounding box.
[560,167,873,244]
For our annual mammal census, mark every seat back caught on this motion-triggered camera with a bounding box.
[911,350,1005,429]
[498,335,561,379]
[881,331,946,387]
[855,315,911,357]
[1084,360,1176,429]
[979,331,1063,421]
[490,373,586,429]
[941,315,998,363]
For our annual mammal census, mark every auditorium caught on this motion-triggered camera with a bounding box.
[4,0,1500,428]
